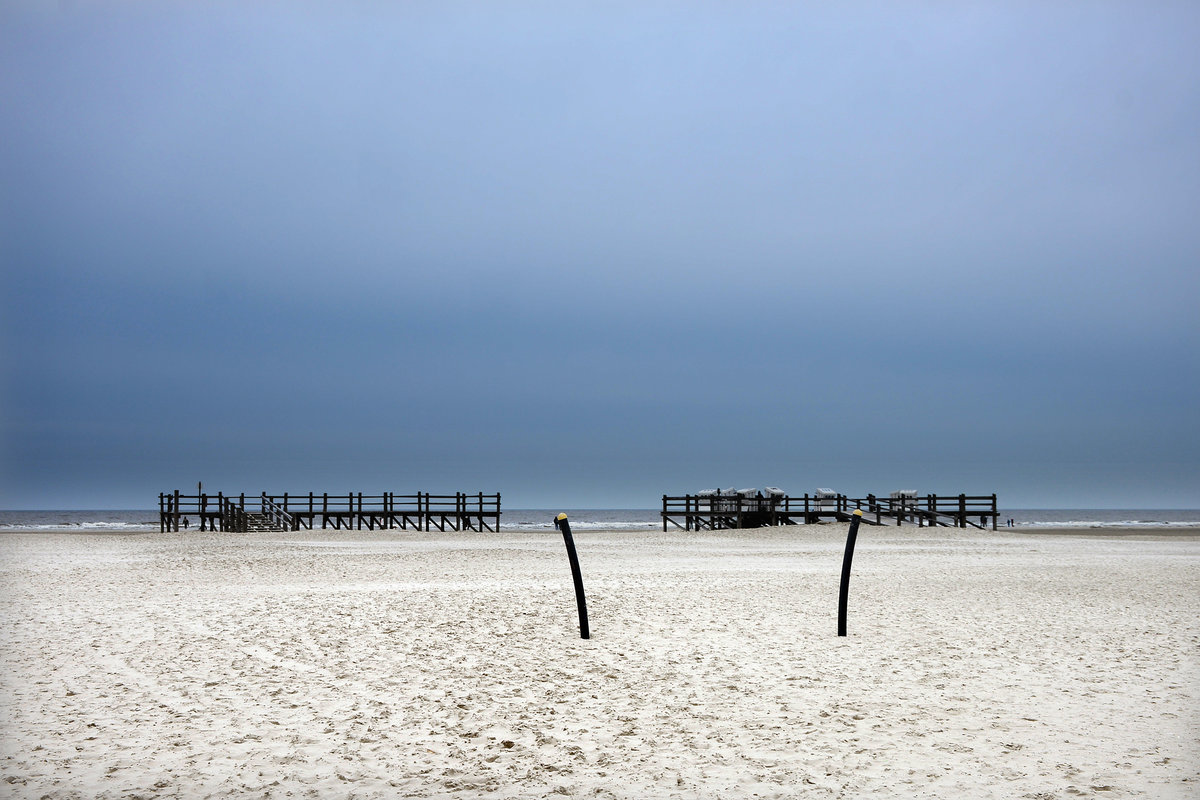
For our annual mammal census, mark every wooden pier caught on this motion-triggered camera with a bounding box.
[662,492,999,531]
[159,491,501,533]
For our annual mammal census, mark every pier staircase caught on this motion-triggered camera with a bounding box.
[244,513,289,532]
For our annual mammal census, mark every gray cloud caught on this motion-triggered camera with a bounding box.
[3,3,1198,508]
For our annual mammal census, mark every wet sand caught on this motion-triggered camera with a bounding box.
[1013,525,1200,539]
[1,525,1196,798]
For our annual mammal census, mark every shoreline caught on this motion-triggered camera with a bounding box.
[4,524,1200,538]
[1011,525,1200,538]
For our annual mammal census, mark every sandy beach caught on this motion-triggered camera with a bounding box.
[1,524,1196,799]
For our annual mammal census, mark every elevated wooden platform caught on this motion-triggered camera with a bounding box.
[662,493,998,531]
[159,491,501,533]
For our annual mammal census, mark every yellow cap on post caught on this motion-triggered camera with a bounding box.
[853,509,863,516]
[556,513,568,521]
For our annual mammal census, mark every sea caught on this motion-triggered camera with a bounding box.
[1,508,1199,532]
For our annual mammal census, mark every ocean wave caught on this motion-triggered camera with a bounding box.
[1017,520,1200,528]
[503,521,661,531]
[0,521,159,531]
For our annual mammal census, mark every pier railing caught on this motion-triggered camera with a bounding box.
[159,491,501,533]
[261,496,295,531]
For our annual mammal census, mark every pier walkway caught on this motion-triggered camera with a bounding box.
[662,492,999,531]
[159,491,501,533]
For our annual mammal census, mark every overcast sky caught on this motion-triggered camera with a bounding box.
[2,2,1198,509]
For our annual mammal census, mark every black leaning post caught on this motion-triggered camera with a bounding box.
[837,509,864,637]
[553,513,590,640]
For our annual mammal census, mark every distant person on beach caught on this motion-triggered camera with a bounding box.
[183,517,189,529]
